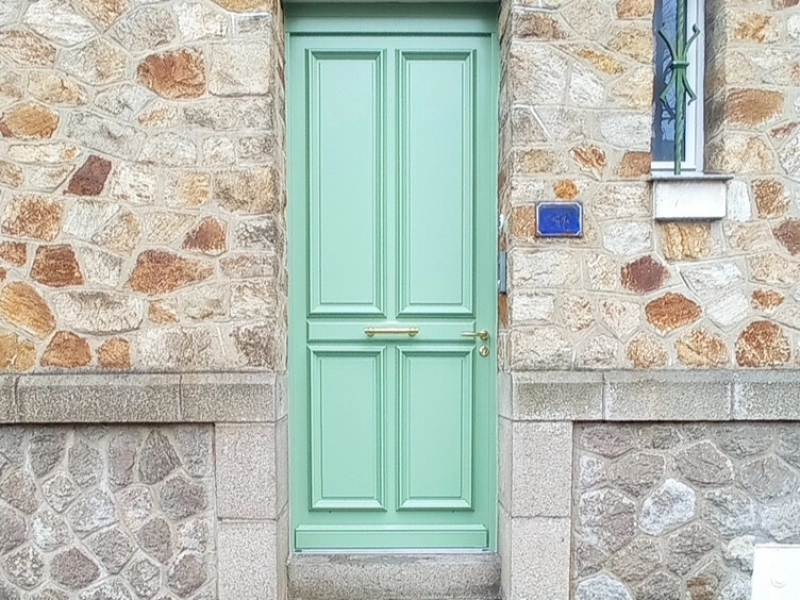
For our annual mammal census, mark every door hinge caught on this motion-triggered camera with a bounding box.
[498,251,507,295]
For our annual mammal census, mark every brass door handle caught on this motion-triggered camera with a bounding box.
[365,327,419,337]
[461,330,490,341]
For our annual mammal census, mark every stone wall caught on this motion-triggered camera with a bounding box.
[500,0,800,370]
[0,0,285,372]
[0,424,217,600]
[572,422,800,600]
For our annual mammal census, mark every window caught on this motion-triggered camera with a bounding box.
[652,0,704,173]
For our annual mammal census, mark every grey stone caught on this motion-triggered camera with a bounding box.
[0,505,26,554]
[117,486,153,531]
[32,588,70,600]
[718,573,750,600]
[65,112,142,160]
[159,476,207,520]
[675,442,733,486]
[581,425,635,458]
[96,84,153,121]
[574,541,607,577]
[722,535,756,572]
[124,557,161,599]
[177,520,209,553]
[3,546,44,588]
[761,498,800,542]
[68,489,117,535]
[87,527,134,574]
[0,581,20,600]
[0,428,24,466]
[0,470,39,514]
[167,552,206,598]
[173,426,211,478]
[739,456,798,503]
[137,518,173,564]
[69,441,103,488]
[52,292,146,335]
[233,217,280,251]
[610,452,665,498]
[111,6,177,53]
[665,523,716,575]
[715,425,772,457]
[609,537,660,584]
[216,423,275,520]
[636,426,682,450]
[109,431,141,487]
[512,373,603,419]
[181,373,277,422]
[575,574,631,600]
[139,431,181,484]
[604,373,732,421]
[80,580,134,600]
[42,474,78,513]
[50,547,101,590]
[703,489,757,537]
[32,510,71,552]
[641,479,696,535]
[140,132,197,167]
[733,373,800,420]
[579,456,607,490]
[634,571,682,600]
[30,429,67,477]
[776,428,800,469]
[18,375,181,423]
[579,489,636,552]
[208,42,270,96]
[22,0,95,46]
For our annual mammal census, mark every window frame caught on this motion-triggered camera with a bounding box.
[651,0,705,174]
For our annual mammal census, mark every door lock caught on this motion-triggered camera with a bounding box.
[461,330,490,341]
[479,346,490,357]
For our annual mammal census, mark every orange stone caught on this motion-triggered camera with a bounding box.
[734,14,774,43]
[182,217,226,255]
[645,293,702,334]
[627,334,667,368]
[0,30,56,66]
[210,0,267,12]
[570,145,606,177]
[0,103,59,139]
[660,223,712,261]
[41,331,91,368]
[621,255,667,293]
[0,242,27,266]
[510,206,537,240]
[518,150,556,174]
[148,299,179,324]
[616,0,653,18]
[736,320,790,367]
[676,328,729,367]
[752,289,784,311]
[128,250,213,295]
[66,155,112,196]
[137,49,206,100]
[0,161,24,188]
[98,338,131,369]
[0,330,36,372]
[616,152,651,178]
[753,179,786,218]
[574,48,624,76]
[31,245,84,288]
[774,219,800,255]
[725,88,783,126]
[2,195,63,242]
[514,13,566,39]
[554,180,579,200]
[0,282,55,338]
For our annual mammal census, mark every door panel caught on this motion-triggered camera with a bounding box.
[310,347,386,510]
[309,50,386,316]
[399,51,473,316]
[288,4,497,551]
[398,347,473,510]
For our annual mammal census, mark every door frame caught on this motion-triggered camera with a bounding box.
[285,3,500,552]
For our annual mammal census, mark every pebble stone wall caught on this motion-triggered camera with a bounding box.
[0,425,217,600]
[0,0,286,372]
[574,423,800,600]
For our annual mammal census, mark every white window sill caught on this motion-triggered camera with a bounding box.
[650,173,732,221]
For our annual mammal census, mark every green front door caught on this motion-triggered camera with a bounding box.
[287,4,498,551]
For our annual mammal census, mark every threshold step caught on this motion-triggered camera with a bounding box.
[288,552,501,600]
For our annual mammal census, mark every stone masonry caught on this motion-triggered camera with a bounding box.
[573,423,800,600]
[0,0,286,372]
[499,0,800,370]
[0,425,217,600]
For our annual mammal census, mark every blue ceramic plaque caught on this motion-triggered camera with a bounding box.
[536,202,583,237]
